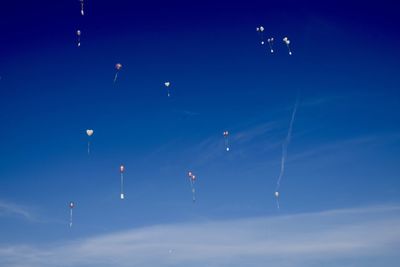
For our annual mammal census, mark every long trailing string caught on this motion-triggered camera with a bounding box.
[114,72,119,83]
[190,179,196,203]
[275,95,299,208]
[120,173,124,199]
[69,209,73,228]
[80,1,84,16]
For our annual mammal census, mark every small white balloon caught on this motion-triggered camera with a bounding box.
[275,191,280,198]
[86,129,94,136]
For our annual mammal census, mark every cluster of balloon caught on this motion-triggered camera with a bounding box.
[114,63,123,83]
[256,26,265,45]
[187,171,197,203]
[223,131,230,151]
[267,37,274,53]
[76,30,81,47]
[255,27,293,55]
[120,164,125,199]
[79,0,85,16]
[283,37,292,55]
[86,129,94,155]
[164,81,171,97]
[69,201,75,227]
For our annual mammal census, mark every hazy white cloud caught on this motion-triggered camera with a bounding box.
[0,200,36,222]
[0,205,399,267]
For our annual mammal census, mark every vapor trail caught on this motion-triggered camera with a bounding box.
[275,96,299,192]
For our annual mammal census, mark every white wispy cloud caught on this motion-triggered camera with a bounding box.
[0,200,36,222]
[1,205,399,267]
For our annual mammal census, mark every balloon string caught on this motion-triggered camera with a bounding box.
[190,180,195,202]
[287,44,292,55]
[114,72,118,83]
[276,198,280,210]
[121,173,124,196]
[70,209,73,228]
[87,141,90,155]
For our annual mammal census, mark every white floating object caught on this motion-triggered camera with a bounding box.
[86,129,94,136]
[120,193,125,199]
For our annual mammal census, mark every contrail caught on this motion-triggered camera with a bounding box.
[275,96,299,192]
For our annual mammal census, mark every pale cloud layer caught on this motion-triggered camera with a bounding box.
[1,205,400,267]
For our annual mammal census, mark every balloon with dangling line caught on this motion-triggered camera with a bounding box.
[274,191,280,210]
[69,201,75,228]
[187,171,196,203]
[79,0,85,16]
[86,129,93,155]
[267,37,274,53]
[256,26,265,45]
[283,37,292,55]
[223,131,230,151]
[114,63,122,83]
[164,81,171,97]
[120,164,125,199]
[76,30,81,47]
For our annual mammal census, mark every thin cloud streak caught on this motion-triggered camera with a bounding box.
[0,200,36,222]
[0,205,399,267]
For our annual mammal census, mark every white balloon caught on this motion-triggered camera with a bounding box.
[275,191,279,198]
[86,129,94,136]
[164,81,170,87]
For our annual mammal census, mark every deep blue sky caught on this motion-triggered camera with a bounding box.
[0,0,400,266]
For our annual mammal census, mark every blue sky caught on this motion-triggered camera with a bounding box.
[0,0,400,266]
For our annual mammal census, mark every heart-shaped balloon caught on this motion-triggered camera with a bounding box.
[86,129,94,136]
[164,81,170,87]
